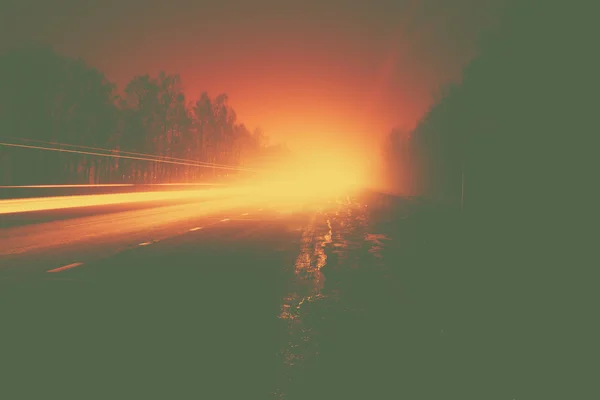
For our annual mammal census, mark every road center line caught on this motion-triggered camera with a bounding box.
[47,262,84,273]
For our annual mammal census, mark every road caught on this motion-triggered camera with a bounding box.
[1,190,473,400]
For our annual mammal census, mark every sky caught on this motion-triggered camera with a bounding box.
[1,0,505,156]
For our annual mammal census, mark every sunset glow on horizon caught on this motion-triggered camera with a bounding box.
[1,1,500,158]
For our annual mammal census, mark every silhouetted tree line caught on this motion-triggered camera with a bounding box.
[383,1,591,221]
[380,5,594,392]
[0,44,290,185]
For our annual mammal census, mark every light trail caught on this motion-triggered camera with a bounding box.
[47,262,84,273]
[0,187,248,215]
[0,184,135,188]
[9,137,241,169]
[0,142,260,173]
[0,183,223,189]
[0,176,350,215]
[151,182,225,186]
[0,195,266,256]
[0,141,370,217]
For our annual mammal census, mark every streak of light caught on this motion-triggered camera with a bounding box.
[138,242,152,246]
[0,146,366,216]
[0,183,223,189]
[1,195,266,256]
[221,218,230,222]
[0,142,259,173]
[47,262,83,273]
[0,184,135,188]
[0,187,245,215]
[150,183,225,186]
[189,227,203,231]
[10,137,243,169]
[241,212,249,216]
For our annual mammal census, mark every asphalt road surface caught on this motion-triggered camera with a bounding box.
[0,191,530,399]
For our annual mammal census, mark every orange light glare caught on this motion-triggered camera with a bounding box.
[0,187,244,215]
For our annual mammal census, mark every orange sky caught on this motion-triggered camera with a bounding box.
[2,0,505,158]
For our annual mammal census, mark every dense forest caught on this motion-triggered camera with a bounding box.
[0,44,291,185]
[378,5,594,390]
[382,1,591,219]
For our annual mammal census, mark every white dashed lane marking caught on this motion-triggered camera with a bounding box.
[44,208,274,274]
[47,262,84,273]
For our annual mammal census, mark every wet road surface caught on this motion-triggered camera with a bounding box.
[1,192,521,399]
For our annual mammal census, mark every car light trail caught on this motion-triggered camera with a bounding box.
[0,184,136,188]
[0,142,370,217]
[0,187,246,215]
[47,262,84,273]
[0,183,223,189]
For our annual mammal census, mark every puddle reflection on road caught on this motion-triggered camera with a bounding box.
[274,196,392,398]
